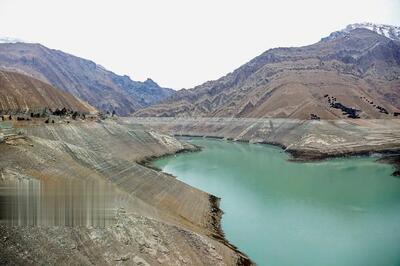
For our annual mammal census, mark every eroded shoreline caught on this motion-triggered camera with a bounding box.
[2,117,400,265]
[0,121,251,265]
[126,117,400,176]
[139,143,253,265]
[151,135,400,265]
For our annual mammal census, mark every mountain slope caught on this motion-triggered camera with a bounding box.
[0,42,174,115]
[0,70,96,114]
[135,25,400,119]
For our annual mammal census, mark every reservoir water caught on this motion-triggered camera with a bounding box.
[153,138,400,266]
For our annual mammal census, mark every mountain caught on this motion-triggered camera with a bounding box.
[135,24,400,119]
[0,42,174,115]
[0,70,96,114]
[324,23,400,42]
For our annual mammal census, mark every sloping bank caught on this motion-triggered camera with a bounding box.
[0,120,251,265]
[124,117,400,174]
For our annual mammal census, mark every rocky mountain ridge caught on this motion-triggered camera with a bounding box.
[0,42,174,115]
[135,24,400,119]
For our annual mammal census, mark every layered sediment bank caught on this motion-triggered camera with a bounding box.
[2,117,399,265]
[0,120,250,265]
[125,117,400,161]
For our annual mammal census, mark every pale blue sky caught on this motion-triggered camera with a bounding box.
[0,0,399,89]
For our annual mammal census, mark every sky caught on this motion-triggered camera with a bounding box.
[0,0,399,89]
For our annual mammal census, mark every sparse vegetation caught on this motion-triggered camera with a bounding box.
[310,114,320,120]
[326,94,360,118]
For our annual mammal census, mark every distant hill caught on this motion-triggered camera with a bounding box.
[0,70,96,114]
[0,42,174,115]
[135,24,400,119]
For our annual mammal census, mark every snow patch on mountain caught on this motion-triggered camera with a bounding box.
[346,23,400,40]
[323,23,400,42]
[0,36,26,44]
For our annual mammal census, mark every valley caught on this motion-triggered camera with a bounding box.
[0,21,400,265]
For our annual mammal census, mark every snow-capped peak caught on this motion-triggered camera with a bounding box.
[323,23,400,42]
[345,23,400,41]
[0,36,26,44]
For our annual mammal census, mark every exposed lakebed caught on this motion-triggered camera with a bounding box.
[153,138,400,266]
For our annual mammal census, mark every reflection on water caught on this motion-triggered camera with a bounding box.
[0,177,121,227]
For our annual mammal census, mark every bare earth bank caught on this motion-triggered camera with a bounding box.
[125,117,400,165]
[0,120,250,265]
[2,117,400,265]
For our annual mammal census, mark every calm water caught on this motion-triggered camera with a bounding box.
[153,138,400,266]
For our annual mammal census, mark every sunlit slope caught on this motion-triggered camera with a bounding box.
[0,70,96,113]
[135,28,400,119]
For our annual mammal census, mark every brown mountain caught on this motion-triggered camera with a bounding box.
[0,43,174,116]
[0,70,96,114]
[135,25,400,119]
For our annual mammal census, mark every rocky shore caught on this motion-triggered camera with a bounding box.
[377,155,400,177]
[125,117,400,173]
[0,120,251,265]
[2,117,399,265]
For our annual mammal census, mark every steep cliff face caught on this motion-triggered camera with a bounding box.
[0,70,96,113]
[0,42,174,115]
[135,26,400,119]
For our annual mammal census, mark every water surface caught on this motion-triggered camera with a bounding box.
[153,138,400,266]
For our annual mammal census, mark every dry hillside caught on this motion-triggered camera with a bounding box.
[135,27,400,119]
[0,70,96,114]
[0,43,174,115]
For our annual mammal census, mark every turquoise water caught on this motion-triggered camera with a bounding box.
[153,138,400,266]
